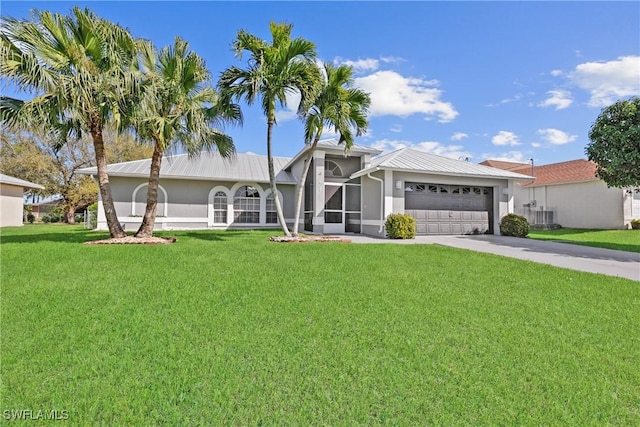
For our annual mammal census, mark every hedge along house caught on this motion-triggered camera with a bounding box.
[78,139,532,236]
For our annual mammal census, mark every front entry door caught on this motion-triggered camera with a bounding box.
[324,184,344,234]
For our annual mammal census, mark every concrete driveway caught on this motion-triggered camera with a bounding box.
[347,234,640,281]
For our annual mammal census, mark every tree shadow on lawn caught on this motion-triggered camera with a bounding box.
[0,229,110,245]
[163,229,273,242]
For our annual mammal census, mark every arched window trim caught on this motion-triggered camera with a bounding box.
[324,160,343,177]
[207,186,231,226]
[131,183,168,216]
[231,183,264,224]
[264,188,284,225]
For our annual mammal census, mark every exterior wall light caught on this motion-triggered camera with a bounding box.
[395,180,402,190]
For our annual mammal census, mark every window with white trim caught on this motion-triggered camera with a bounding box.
[324,160,343,177]
[266,194,278,224]
[233,186,260,223]
[213,191,227,223]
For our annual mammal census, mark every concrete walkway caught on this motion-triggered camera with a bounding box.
[346,234,640,281]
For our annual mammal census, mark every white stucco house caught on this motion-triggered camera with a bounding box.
[0,173,44,227]
[78,139,533,236]
[481,159,640,229]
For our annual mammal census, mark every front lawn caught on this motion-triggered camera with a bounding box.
[1,225,639,425]
[528,228,640,252]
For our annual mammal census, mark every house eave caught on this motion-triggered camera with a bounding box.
[351,166,533,181]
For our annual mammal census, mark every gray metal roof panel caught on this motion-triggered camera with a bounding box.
[353,148,534,180]
[316,138,383,154]
[0,173,44,189]
[78,152,297,184]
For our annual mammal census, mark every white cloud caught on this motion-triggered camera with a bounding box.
[355,70,458,122]
[372,138,471,160]
[274,90,301,123]
[537,128,577,145]
[333,57,380,73]
[491,131,521,146]
[570,55,640,107]
[451,132,468,141]
[389,124,403,133]
[487,94,522,107]
[481,151,528,163]
[538,89,573,110]
[531,142,542,148]
[380,56,405,64]
[550,69,563,77]
[333,55,405,73]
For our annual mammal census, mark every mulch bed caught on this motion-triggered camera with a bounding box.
[84,236,177,245]
[269,235,351,243]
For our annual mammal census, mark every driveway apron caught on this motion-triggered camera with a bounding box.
[347,234,640,281]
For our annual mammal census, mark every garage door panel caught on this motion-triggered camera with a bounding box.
[427,223,440,234]
[405,182,493,235]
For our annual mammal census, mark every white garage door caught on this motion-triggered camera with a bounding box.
[404,183,493,235]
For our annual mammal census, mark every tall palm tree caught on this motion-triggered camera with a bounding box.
[218,22,320,237]
[133,37,241,238]
[0,7,143,238]
[292,63,371,236]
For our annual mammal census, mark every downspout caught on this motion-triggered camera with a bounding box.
[367,172,384,233]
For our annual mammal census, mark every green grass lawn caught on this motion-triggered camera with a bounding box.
[528,228,640,253]
[1,225,639,425]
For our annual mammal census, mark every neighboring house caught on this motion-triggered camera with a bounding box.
[78,139,532,236]
[0,173,44,227]
[481,159,640,229]
[25,197,64,219]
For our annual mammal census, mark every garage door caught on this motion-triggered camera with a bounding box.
[404,183,493,235]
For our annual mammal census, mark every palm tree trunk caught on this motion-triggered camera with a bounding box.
[292,136,321,236]
[267,118,291,237]
[91,127,125,238]
[135,142,163,238]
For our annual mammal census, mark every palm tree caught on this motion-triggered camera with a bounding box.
[218,22,320,237]
[0,7,143,238]
[292,63,370,236]
[133,37,241,238]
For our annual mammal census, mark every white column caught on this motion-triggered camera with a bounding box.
[383,170,394,219]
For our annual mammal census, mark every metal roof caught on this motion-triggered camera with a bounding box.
[0,173,44,189]
[77,152,297,184]
[352,148,534,180]
[282,138,383,171]
[316,138,383,154]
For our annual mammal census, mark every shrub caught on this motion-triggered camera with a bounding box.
[631,219,640,230]
[385,213,416,239]
[74,213,84,223]
[26,213,35,224]
[500,213,530,237]
[42,211,63,223]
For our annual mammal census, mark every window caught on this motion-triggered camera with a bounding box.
[266,194,277,224]
[324,160,343,177]
[234,186,260,223]
[213,191,227,223]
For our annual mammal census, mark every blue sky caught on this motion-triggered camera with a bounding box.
[2,1,639,165]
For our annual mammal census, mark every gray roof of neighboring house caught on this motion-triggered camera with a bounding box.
[351,148,534,180]
[0,173,44,189]
[77,151,297,184]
